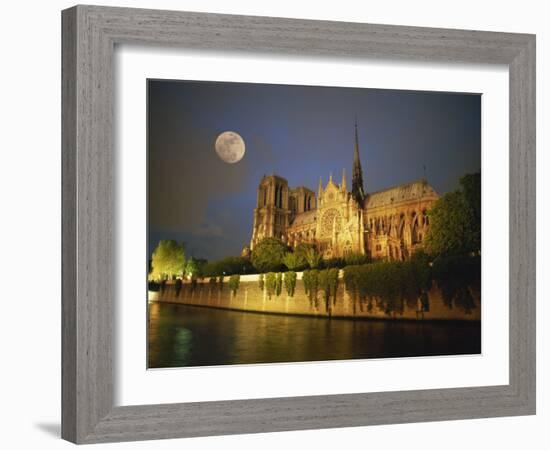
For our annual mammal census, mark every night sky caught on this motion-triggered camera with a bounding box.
[148,79,481,261]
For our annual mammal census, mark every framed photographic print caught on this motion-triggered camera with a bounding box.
[62,5,536,444]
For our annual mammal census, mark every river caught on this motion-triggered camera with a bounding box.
[148,302,481,368]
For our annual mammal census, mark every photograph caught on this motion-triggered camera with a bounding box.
[146,79,482,369]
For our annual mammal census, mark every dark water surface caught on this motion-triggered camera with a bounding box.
[148,302,481,368]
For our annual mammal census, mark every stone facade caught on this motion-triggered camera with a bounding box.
[249,122,440,261]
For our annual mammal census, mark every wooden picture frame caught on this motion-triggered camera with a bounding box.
[61,5,536,444]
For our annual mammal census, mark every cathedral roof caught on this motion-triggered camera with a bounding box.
[364,179,438,208]
[289,210,316,227]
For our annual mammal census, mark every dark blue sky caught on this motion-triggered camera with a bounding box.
[148,79,480,261]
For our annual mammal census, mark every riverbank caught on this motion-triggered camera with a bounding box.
[149,273,480,321]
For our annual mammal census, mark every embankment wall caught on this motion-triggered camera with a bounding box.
[149,273,480,321]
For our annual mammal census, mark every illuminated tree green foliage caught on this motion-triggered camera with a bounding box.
[319,268,340,316]
[282,252,302,271]
[150,240,185,280]
[303,269,320,307]
[228,274,240,295]
[251,238,288,273]
[276,272,283,296]
[185,257,198,279]
[425,172,481,256]
[304,247,322,269]
[294,243,315,267]
[343,252,371,266]
[343,255,433,316]
[283,271,297,297]
[265,272,277,299]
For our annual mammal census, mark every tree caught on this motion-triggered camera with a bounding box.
[425,172,481,256]
[304,246,322,269]
[150,240,185,280]
[282,252,301,271]
[202,256,253,277]
[294,243,315,267]
[185,257,198,279]
[460,172,481,224]
[251,237,288,273]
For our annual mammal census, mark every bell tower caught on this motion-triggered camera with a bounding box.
[250,175,290,250]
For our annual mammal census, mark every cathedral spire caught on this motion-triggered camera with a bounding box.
[352,117,366,204]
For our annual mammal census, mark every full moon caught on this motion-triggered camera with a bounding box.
[215,131,246,163]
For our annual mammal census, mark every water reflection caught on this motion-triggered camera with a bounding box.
[148,303,481,368]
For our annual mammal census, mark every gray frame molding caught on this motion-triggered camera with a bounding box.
[62,5,536,444]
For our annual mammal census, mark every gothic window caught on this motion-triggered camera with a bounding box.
[321,208,342,237]
[411,216,419,244]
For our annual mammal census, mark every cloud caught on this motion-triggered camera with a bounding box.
[193,222,224,238]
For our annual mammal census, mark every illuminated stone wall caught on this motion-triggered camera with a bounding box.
[150,274,480,321]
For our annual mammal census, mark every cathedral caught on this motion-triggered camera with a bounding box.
[249,122,440,261]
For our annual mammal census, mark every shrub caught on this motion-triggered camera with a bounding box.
[344,252,371,266]
[328,269,340,304]
[276,272,283,296]
[258,273,264,291]
[208,277,217,293]
[303,269,320,307]
[322,257,345,269]
[304,247,322,269]
[282,252,302,271]
[318,268,340,316]
[228,274,240,295]
[432,254,480,313]
[284,271,297,297]
[343,257,428,315]
[265,272,277,299]
[294,243,316,266]
[342,254,439,316]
